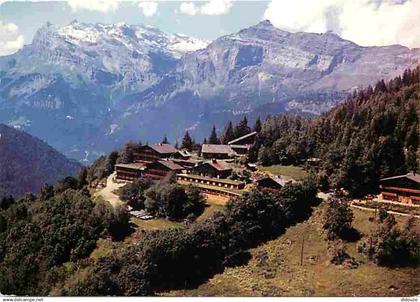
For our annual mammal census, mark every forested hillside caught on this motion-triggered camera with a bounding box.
[0,177,130,295]
[0,124,81,201]
[256,67,420,196]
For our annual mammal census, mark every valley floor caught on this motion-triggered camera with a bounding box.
[162,205,420,297]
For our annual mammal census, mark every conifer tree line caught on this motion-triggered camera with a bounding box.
[204,116,262,145]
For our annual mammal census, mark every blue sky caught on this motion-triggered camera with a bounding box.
[1,0,419,56]
[0,1,269,43]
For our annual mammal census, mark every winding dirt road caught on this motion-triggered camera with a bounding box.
[95,172,125,208]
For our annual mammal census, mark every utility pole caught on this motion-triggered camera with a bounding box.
[300,234,305,266]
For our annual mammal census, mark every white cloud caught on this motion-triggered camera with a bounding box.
[179,2,199,16]
[0,21,24,56]
[178,0,233,16]
[137,1,158,17]
[264,0,420,48]
[67,0,119,13]
[66,0,158,16]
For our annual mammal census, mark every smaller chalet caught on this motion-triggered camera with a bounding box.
[227,132,257,155]
[115,163,145,181]
[379,172,420,205]
[143,160,184,180]
[171,158,202,169]
[177,173,245,198]
[172,150,192,160]
[201,144,237,159]
[133,144,178,163]
[256,175,293,192]
[190,159,232,179]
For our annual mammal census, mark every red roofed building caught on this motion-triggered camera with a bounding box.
[133,144,178,163]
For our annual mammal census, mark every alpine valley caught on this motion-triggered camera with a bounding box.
[0,20,419,162]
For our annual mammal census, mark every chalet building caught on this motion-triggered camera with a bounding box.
[115,163,145,181]
[133,144,178,163]
[255,176,291,192]
[201,144,237,159]
[379,172,420,205]
[228,131,257,146]
[190,160,232,179]
[143,160,184,180]
[171,158,201,169]
[172,150,192,160]
[227,132,257,155]
[177,174,244,198]
[229,144,251,155]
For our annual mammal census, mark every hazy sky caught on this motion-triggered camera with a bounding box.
[1,0,419,56]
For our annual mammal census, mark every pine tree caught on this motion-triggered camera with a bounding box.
[208,125,220,144]
[234,116,251,139]
[161,136,169,144]
[221,121,235,144]
[253,117,262,133]
[181,131,193,151]
[406,146,418,172]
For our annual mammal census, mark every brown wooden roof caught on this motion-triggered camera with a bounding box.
[156,160,184,170]
[201,144,236,155]
[146,143,178,154]
[380,172,420,184]
[115,163,145,170]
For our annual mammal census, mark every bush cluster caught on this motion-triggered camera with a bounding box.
[358,214,420,267]
[0,176,131,295]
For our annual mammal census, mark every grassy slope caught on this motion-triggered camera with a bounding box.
[258,165,309,181]
[163,205,419,297]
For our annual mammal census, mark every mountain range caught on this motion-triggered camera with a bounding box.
[0,124,81,200]
[0,20,419,162]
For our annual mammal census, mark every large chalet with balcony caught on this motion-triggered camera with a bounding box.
[114,141,252,199]
[379,172,420,205]
[143,160,184,180]
[133,144,178,163]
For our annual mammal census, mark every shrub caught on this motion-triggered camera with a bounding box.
[118,178,153,210]
[323,198,354,240]
[144,183,205,220]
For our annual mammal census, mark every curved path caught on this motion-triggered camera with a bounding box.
[95,172,125,208]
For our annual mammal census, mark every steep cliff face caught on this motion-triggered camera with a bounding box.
[0,20,418,162]
[0,124,81,200]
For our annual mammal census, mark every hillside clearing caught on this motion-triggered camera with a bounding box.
[163,205,419,297]
[258,165,308,180]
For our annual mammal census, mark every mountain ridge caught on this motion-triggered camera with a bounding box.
[0,20,419,162]
[0,123,82,200]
